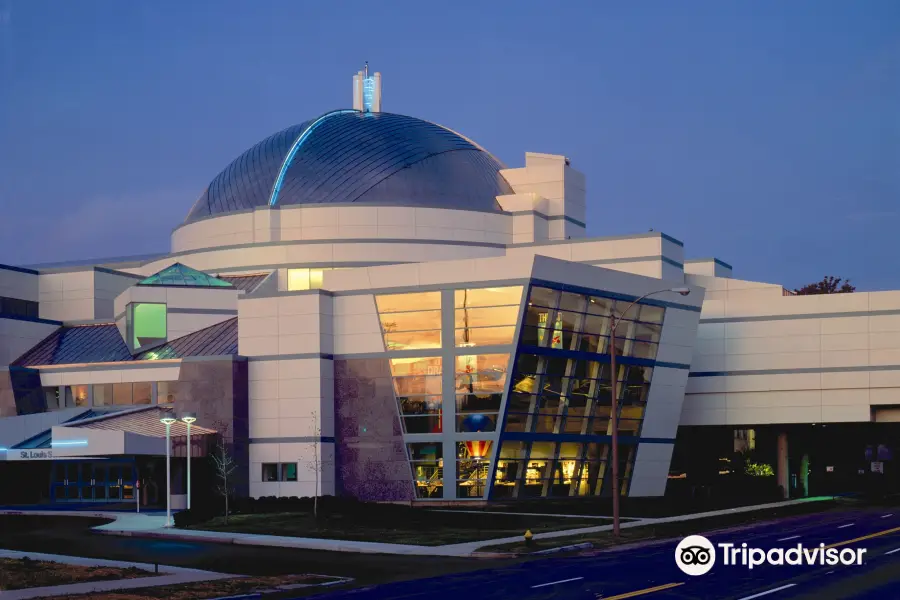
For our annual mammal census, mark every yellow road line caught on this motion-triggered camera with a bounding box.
[825,525,900,549]
[598,582,684,600]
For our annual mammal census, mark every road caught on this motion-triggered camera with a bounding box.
[306,508,900,600]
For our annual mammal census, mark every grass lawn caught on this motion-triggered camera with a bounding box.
[0,557,153,591]
[37,574,347,600]
[479,499,841,553]
[187,510,607,545]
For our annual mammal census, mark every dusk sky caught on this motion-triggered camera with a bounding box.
[0,0,897,290]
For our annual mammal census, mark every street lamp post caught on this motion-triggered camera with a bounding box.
[180,413,197,511]
[160,412,177,527]
[609,287,690,539]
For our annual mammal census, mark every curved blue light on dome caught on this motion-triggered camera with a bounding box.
[184,112,512,224]
[268,109,358,208]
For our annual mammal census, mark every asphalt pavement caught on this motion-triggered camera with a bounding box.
[305,507,900,600]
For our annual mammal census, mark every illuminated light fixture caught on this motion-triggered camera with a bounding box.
[160,411,177,527]
[268,110,358,207]
[51,440,88,447]
[180,412,197,510]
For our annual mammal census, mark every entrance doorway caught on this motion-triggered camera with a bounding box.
[51,461,136,503]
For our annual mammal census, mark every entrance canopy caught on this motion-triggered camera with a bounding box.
[1,406,216,462]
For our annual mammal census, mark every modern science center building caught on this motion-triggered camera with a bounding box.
[1,68,898,507]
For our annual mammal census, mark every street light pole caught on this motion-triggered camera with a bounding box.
[180,413,197,511]
[160,413,177,527]
[609,287,690,539]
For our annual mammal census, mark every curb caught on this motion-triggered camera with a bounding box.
[531,542,593,555]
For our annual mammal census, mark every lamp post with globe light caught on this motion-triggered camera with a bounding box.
[609,287,691,538]
[160,412,177,527]
[180,413,197,510]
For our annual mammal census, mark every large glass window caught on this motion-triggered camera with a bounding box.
[520,286,665,360]
[287,268,330,291]
[375,292,442,351]
[455,354,509,432]
[504,353,652,437]
[491,441,528,498]
[43,387,60,410]
[157,381,177,404]
[456,441,492,498]
[390,357,442,434]
[408,442,443,499]
[0,296,39,319]
[133,382,152,405]
[113,383,133,405]
[127,303,167,351]
[455,286,522,347]
[489,440,627,499]
[92,384,113,407]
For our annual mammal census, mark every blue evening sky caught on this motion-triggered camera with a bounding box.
[0,0,897,290]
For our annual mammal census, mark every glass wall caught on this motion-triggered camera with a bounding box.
[456,440,492,498]
[520,287,664,359]
[157,381,177,404]
[491,285,664,499]
[376,292,442,350]
[52,383,171,408]
[455,286,522,347]
[455,353,508,433]
[372,284,661,501]
[492,440,636,498]
[408,442,443,498]
[507,356,652,436]
[389,357,442,434]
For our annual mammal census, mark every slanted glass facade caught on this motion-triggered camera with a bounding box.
[373,282,670,501]
[375,286,523,500]
[491,285,665,499]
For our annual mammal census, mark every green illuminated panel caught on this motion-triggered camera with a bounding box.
[132,303,167,349]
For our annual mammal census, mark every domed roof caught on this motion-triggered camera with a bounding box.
[185,111,513,224]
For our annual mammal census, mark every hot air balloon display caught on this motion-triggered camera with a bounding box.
[464,440,493,460]
[461,413,493,432]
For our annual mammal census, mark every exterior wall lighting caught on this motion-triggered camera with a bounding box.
[160,412,177,527]
[180,413,197,510]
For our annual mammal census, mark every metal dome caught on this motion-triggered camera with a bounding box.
[185,111,512,223]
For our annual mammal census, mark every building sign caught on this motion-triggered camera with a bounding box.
[16,450,52,460]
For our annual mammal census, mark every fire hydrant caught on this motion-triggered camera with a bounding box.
[524,529,534,547]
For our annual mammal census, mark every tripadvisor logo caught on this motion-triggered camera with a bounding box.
[675,535,867,575]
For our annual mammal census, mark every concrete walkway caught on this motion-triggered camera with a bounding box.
[0,548,235,600]
[0,497,834,558]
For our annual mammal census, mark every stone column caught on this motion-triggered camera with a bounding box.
[777,432,789,499]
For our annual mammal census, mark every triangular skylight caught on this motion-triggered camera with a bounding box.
[137,263,233,288]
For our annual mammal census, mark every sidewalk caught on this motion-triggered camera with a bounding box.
[0,548,235,600]
[0,497,834,558]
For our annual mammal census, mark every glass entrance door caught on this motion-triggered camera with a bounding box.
[52,463,81,502]
[50,461,136,503]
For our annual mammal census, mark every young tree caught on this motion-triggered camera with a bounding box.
[211,425,237,524]
[794,276,856,295]
[303,410,332,519]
